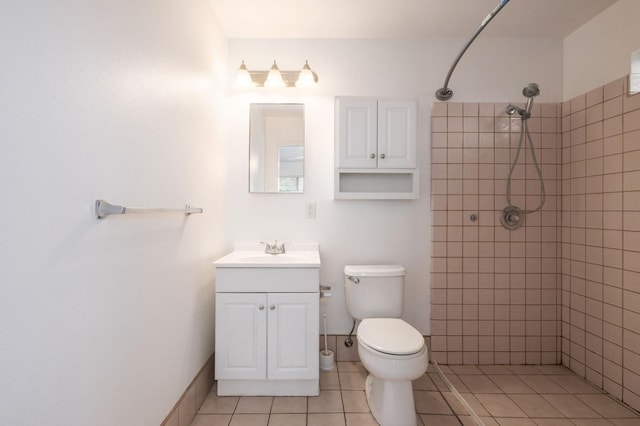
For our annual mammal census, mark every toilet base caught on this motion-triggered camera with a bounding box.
[365,374,418,426]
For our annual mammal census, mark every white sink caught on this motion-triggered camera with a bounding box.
[214,242,320,268]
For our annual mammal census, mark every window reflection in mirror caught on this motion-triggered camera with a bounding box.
[249,104,304,193]
[631,48,640,95]
[278,146,304,192]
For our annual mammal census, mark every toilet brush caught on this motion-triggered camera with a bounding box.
[319,313,335,370]
[322,314,329,355]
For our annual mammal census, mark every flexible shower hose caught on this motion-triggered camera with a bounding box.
[505,117,546,214]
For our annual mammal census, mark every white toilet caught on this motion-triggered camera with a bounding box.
[344,265,428,426]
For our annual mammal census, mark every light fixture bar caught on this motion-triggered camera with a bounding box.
[248,70,311,87]
[235,60,318,88]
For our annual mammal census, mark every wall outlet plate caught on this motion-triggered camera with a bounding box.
[305,203,316,219]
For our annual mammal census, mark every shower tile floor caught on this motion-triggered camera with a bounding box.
[190,363,640,426]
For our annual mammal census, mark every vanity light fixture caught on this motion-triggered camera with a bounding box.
[295,61,317,88]
[235,60,318,89]
[234,60,256,88]
[264,61,286,88]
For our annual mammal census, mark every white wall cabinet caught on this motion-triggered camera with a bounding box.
[337,98,417,169]
[335,97,418,199]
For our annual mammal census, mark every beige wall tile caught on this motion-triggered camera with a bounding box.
[604,78,625,101]
[604,97,623,120]
[624,91,640,114]
[572,95,587,113]
[625,109,640,133]
[431,102,447,117]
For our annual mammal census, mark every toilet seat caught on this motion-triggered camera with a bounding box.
[357,318,424,356]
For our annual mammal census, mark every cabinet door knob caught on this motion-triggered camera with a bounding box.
[370,153,376,159]
[258,304,265,310]
[380,153,386,159]
[270,305,276,310]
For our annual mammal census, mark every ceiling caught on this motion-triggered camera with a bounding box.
[209,0,618,39]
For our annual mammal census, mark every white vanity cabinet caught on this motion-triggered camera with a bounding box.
[213,243,321,396]
[335,97,418,199]
[216,292,318,381]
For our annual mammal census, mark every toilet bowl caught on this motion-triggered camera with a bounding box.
[357,318,429,426]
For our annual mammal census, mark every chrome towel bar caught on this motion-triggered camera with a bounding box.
[95,199,203,219]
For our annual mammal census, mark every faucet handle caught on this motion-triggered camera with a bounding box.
[260,241,279,254]
[260,240,287,254]
[260,241,273,250]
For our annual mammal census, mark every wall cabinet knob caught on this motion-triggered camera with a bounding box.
[380,153,386,159]
[258,304,264,310]
[270,305,276,310]
[370,153,375,159]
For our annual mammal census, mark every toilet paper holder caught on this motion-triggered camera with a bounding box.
[320,285,332,298]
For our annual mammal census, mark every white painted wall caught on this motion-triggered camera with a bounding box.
[225,38,564,335]
[0,2,227,425]
[564,0,640,100]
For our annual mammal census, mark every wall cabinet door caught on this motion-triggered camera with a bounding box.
[267,293,319,380]
[337,99,378,168]
[377,100,417,169]
[336,98,417,169]
[215,293,267,380]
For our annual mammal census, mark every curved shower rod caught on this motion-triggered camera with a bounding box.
[435,0,511,101]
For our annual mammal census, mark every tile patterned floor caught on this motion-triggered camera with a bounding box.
[190,363,640,426]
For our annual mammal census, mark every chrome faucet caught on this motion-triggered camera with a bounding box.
[260,240,286,254]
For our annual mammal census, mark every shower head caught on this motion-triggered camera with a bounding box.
[522,83,540,98]
[522,83,541,116]
[509,83,541,118]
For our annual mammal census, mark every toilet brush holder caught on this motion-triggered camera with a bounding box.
[319,349,335,370]
[319,312,335,370]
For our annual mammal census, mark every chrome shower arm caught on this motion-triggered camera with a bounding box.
[435,0,510,101]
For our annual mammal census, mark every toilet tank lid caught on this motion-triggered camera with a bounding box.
[344,265,405,277]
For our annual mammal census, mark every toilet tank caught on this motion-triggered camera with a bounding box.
[344,265,405,320]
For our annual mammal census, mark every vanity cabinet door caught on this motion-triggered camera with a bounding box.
[267,293,319,380]
[336,99,378,168]
[215,293,267,380]
[377,100,417,169]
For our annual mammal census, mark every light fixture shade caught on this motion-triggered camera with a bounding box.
[295,60,317,88]
[235,60,255,89]
[264,60,285,88]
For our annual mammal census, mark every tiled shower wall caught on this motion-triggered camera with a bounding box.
[430,101,562,365]
[429,76,640,411]
[561,77,640,409]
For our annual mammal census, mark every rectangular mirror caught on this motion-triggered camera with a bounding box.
[631,48,640,95]
[249,104,305,193]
